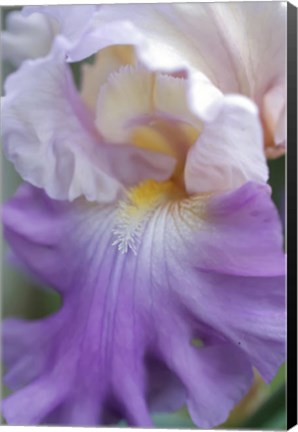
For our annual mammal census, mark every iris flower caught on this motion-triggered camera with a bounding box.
[2,4,285,428]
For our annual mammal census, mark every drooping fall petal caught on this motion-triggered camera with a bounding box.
[2,180,284,426]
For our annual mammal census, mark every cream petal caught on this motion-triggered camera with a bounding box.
[154,74,199,125]
[95,65,200,145]
[96,66,155,144]
[81,45,136,112]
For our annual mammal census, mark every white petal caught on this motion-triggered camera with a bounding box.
[23,5,97,44]
[24,5,147,63]
[2,11,56,66]
[2,45,119,203]
[97,3,286,147]
[2,40,175,202]
[184,96,268,194]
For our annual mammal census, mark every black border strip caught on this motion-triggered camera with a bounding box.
[287,2,297,429]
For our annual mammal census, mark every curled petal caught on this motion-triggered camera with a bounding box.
[23,5,98,53]
[2,10,56,66]
[184,95,268,194]
[2,40,120,203]
[2,41,175,202]
[24,5,146,63]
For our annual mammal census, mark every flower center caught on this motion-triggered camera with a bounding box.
[131,119,200,184]
[112,179,185,254]
[131,120,199,157]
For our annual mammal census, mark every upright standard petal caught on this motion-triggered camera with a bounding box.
[22,4,286,157]
[2,179,285,427]
[96,3,287,152]
[25,3,286,153]
[97,3,286,98]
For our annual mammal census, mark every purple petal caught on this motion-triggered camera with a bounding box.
[2,181,284,426]
[197,181,285,276]
[156,182,286,381]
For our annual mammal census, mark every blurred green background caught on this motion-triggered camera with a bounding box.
[1,6,286,430]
